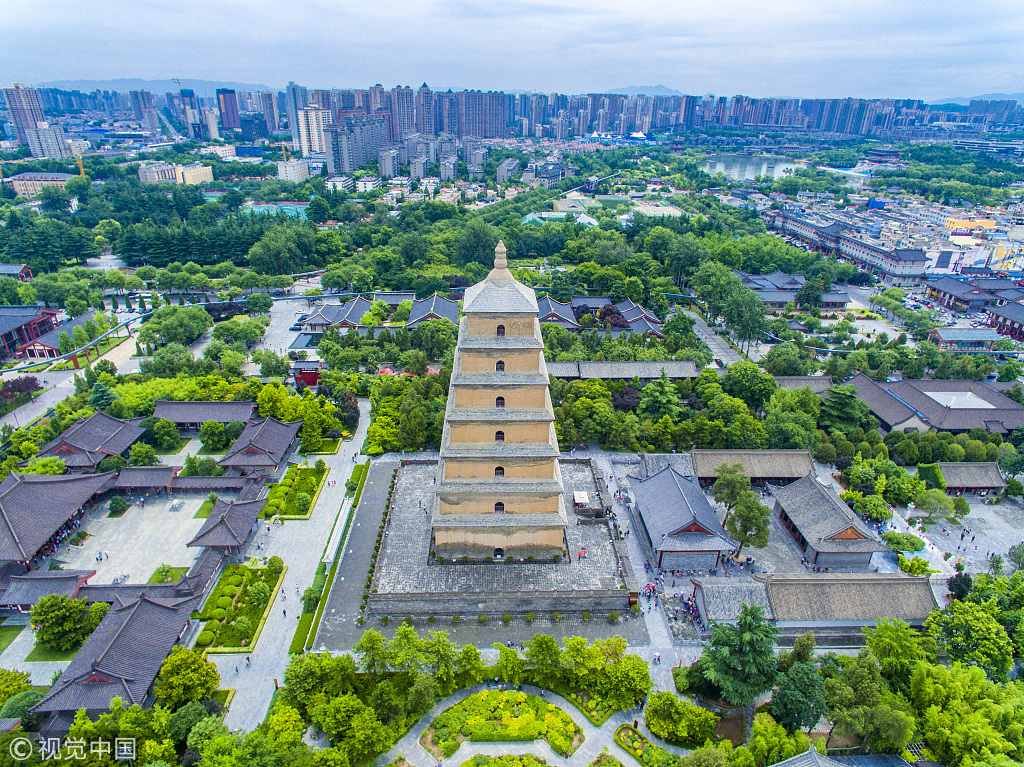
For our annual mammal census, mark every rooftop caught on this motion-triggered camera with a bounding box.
[462,241,538,314]
[628,466,737,554]
[768,474,887,555]
[756,572,938,623]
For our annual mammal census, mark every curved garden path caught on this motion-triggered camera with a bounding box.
[377,682,691,767]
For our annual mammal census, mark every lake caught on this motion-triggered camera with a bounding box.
[704,154,805,181]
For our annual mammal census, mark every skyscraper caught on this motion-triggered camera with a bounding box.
[416,83,435,136]
[2,84,44,144]
[259,90,279,133]
[388,86,415,141]
[216,89,241,131]
[129,89,154,121]
[285,81,309,150]
[25,122,70,159]
[294,108,332,155]
[324,115,386,175]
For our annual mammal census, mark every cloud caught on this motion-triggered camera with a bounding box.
[1,0,1021,99]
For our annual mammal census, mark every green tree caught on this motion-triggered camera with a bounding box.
[863,618,933,691]
[724,288,769,355]
[369,679,404,724]
[525,633,562,685]
[493,643,526,686]
[915,488,954,519]
[152,418,181,451]
[722,361,777,412]
[199,420,225,451]
[924,599,1013,680]
[30,595,92,651]
[153,646,220,711]
[639,368,682,420]
[726,491,771,555]
[0,668,31,709]
[713,463,751,521]
[644,690,719,745]
[693,260,741,325]
[818,385,873,431]
[769,662,827,733]
[701,603,778,706]
[129,442,159,466]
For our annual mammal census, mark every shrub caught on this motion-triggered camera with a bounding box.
[881,531,925,552]
[195,631,214,646]
[552,611,561,623]
[917,463,946,490]
[223,585,238,597]
[478,614,489,625]
[526,611,535,623]
[210,609,226,621]
[248,582,271,607]
[216,597,232,609]
[229,575,242,586]
[502,612,512,624]
[582,611,591,622]
[608,611,620,623]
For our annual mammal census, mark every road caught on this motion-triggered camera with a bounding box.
[683,310,743,366]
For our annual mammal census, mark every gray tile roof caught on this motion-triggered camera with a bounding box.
[152,400,255,424]
[629,466,737,555]
[736,269,806,291]
[849,372,1024,432]
[928,327,1002,342]
[691,578,773,621]
[928,276,998,301]
[302,297,372,328]
[773,376,833,394]
[462,274,537,314]
[218,416,300,470]
[988,301,1024,324]
[544,360,698,380]
[36,412,145,470]
[0,305,50,338]
[32,590,203,715]
[0,570,95,608]
[768,474,887,555]
[407,293,460,329]
[935,462,1006,489]
[691,450,814,480]
[21,310,98,351]
[771,748,849,767]
[757,572,938,622]
[0,472,117,562]
[0,263,28,276]
[188,497,264,548]
[570,296,612,310]
[113,467,178,489]
[537,296,577,327]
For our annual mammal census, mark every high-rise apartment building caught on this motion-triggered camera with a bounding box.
[456,90,507,138]
[389,86,415,141]
[285,81,309,150]
[294,108,332,155]
[259,90,279,133]
[216,89,241,131]
[369,84,387,112]
[324,115,387,175]
[2,84,44,144]
[129,90,154,120]
[416,84,435,136]
[25,123,70,160]
[378,148,400,180]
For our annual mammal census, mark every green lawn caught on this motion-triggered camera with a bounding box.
[195,498,217,518]
[107,503,131,519]
[147,566,190,584]
[197,445,230,455]
[154,441,187,456]
[300,439,340,455]
[0,625,25,654]
[25,643,79,662]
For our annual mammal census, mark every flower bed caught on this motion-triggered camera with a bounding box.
[427,690,582,758]
[522,673,616,725]
[264,464,328,519]
[614,724,679,767]
[195,561,284,652]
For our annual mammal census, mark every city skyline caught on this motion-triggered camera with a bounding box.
[3,0,1022,101]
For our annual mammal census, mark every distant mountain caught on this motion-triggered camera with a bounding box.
[36,78,274,95]
[606,85,683,97]
[928,92,1024,106]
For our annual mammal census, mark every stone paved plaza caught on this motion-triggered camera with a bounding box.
[60,494,206,582]
[915,496,1024,573]
[373,461,625,596]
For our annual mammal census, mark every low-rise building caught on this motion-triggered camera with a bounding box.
[277,159,310,183]
[34,412,145,473]
[355,176,381,192]
[175,162,213,185]
[926,326,1002,351]
[326,175,354,192]
[627,465,737,571]
[987,302,1024,342]
[926,276,1000,312]
[0,264,32,282]
[691,450,815,489]
[137,161,177,184]
[769,473,886,568]
[2,172,75,196]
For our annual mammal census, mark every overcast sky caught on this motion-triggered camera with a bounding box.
[3,0,1023,100]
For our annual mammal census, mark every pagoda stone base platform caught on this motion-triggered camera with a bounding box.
[367,461,631,619]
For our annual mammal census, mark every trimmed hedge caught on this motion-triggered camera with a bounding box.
[917,463,946,490]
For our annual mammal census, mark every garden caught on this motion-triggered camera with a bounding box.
[614,723,680,767]
[264,461,329,518]
[425,689,583,758]
[195,558,285,652]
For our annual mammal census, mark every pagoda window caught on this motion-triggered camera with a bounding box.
[495,396,505,408]
[494,431,505,442]
[494,466,504,477]
[494,502,505,513]
[496,324,505,337]
[495,360,505,372]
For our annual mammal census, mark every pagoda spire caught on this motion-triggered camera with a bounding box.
[487,240,511,286]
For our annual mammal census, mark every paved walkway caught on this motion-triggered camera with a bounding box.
[683,311,743,366]
[378,682,688,767]
[313,458,400,651]
[0,615,67,685]
[217,398,372,733]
